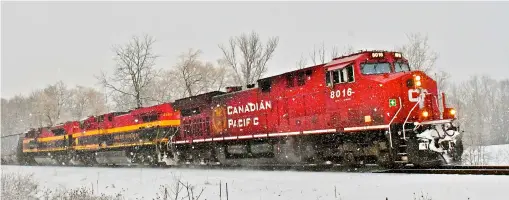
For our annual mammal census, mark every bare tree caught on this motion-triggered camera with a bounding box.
[434,70,451,92]
[341,44,356,55]
[172,48,235,98]
[68,86,88,120]
[218,31,279,86]
[309,42,327,65]
[208,64,234,91]
[174,49,209,97]
[27,91,46,127]
[41,81,70,125]
[1,96,33,136]
[68,86,108,120]
[143,70,181,105]
[398,32,438,73]
[307,43,353,66]
[98,34,159,109]
[295,53,308,69]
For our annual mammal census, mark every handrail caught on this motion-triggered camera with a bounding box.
[388,97,403,148]
[403,98,422,140]
[432,94,441,118]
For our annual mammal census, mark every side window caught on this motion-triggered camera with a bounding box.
[345,65,355,82]
[141,114,159,122]
[332,70,340,84]
[206,117,210,136]
[181,107,201,117]
[259,78,272,92]
[297,71,305,86]
[52,128,66,136]
[326,65,355,85]
[286,73,294,88]
[326,71,332,86]
[82,121,90,129]
[305,70,312,81]
[108,115,113,122]
[97,115,104,122]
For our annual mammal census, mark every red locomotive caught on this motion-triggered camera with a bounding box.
[5,50,463,168]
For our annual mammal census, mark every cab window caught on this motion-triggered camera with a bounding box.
[394,62,411,72]
[361,62,391,75]
[326,64,355,86]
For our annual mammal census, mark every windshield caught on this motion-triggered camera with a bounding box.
[361,62,391,75]
[394,62,411,72]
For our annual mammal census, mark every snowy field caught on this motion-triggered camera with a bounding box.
[2,164,509,200]
[2,144,509,200]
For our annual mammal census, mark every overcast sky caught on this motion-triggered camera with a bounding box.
[2,1,509,99]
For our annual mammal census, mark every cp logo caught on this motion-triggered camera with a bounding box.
[211,106,227,135]
[408,89,428,102]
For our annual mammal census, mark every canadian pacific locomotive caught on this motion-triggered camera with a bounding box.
[1,50,463,169]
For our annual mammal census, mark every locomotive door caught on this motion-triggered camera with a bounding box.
[67,134,73,147]
[325,62,357,128]
[277,97,290,131]
[97,114,113,147]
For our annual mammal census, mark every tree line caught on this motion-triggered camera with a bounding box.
[2,31,508,148]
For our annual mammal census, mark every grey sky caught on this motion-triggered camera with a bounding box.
[2,1,509,99]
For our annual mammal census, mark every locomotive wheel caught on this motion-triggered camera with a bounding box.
[412,155,445,168]
[342,152,356,167]
[378,151,393,168]
[378,153,404,169]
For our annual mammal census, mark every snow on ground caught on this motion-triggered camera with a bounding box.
[2,165,509,200]
[462,144,509,166]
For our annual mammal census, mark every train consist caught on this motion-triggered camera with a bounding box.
[1,50,464,169]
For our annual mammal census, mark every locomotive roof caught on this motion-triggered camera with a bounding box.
[207,51,373,98]
[173,91,225,109]
[325,53,365,70]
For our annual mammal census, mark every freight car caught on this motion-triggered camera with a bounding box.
[2,50,463,169]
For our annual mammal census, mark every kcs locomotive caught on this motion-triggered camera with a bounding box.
[1,50,463,169]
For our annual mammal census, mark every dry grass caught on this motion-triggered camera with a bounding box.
[1,172,40,200]
[1,172,205,200]
[1,172,124,200]
[41,187,125,200]
[152,173,205,200]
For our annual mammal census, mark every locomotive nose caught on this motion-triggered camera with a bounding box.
[398,71,442,122]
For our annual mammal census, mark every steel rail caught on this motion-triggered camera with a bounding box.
[4,163,509,175]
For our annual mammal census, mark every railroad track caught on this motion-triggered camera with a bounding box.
[5,163,509,175]
[373,165,509,175]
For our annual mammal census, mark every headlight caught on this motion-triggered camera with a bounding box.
[422,111,429,117]
[450,109,456,116]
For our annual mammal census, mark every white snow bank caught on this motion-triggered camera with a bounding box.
[462,144,509,166]
[2,165,508,200]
